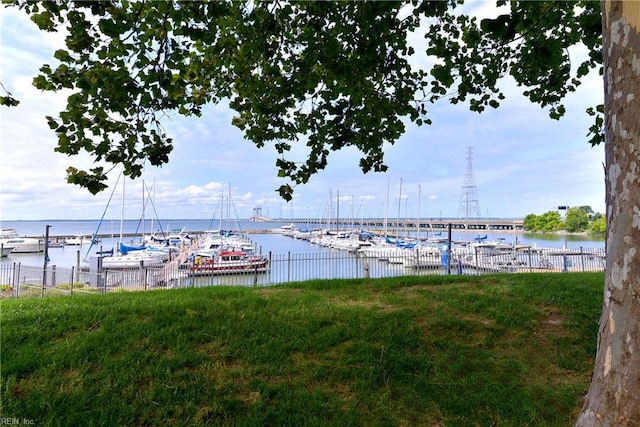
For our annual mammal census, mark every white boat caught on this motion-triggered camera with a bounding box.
[273,223,296,235]
[101,250,168,269]
[1,245,15,257]
[404,253,442,269]
[293,229,314,240]
[281,224,300,237]
[357,242,396,260]
[386,248,412,264]
[65,234,86,245]
[328,236,364,252]
[97,240,171,269]
[0,229,44,253]
[147,227,192,248]
[402,242,445,268]
[47,240,65,248]
[195,238,226,257]
[415,242,442,256]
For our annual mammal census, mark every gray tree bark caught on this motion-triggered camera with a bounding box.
[575,1,640,425]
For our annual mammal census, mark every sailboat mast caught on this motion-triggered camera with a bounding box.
[227,183,231,232]
[219,194,224,231]
[141,180,145,241]
[119,176,125,245]
[418,184,421,240]
[328,188,333,233]
[384,176,389,237]
[336,189,340,233]
[150,179,155,237]
[397,178,403,238]
[350,194,354,230]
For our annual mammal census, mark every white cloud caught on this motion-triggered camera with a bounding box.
[0,4,606,220]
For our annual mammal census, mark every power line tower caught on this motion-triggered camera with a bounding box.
[457,146,482,220]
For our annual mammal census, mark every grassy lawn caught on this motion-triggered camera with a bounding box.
[1,272,603,426]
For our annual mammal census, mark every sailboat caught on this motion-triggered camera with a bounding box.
[89,175,171,269]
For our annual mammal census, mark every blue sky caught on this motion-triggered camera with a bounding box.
[0,4,605,221]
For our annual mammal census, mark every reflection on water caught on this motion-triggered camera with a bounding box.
[522,232,605,244]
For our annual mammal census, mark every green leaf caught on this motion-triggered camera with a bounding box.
[277,184,293,201]
[0,96,20,107]
[53,49,71,62]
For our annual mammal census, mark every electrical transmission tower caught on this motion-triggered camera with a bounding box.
[457,146,482,220]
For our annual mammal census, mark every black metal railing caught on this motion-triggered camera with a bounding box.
[0,246,606,299]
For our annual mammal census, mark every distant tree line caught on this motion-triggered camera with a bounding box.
[523,206,605,234]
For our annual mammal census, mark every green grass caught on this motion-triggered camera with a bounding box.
[1,272,603,426]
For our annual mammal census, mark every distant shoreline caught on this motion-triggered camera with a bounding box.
[549,230,605,237]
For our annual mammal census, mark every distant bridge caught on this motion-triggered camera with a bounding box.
[262,218,524,231]
[30,221,524,243]
[39,218,524,242]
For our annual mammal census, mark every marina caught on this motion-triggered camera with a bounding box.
[0,218,605,297]
[0,218,604,262]
[2,218,524,247]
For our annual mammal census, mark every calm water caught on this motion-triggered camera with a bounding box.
[1,219,605,269]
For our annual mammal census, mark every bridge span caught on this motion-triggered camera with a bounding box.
[267,218,524,231]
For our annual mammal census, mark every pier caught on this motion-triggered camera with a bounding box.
[27,218,524,242]
[266,218,524,231]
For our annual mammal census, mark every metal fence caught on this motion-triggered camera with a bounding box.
[0,263,103,298]
[0,246,606,298]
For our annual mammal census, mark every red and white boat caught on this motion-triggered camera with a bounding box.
[183,250,268,275]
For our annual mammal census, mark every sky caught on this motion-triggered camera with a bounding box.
[0,4,606,222]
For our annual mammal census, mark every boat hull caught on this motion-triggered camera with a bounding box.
[101,252,167,269]
[0,239,43,253]
[1,246,15,257]
[183,258,268,276]
[185,262,268,276]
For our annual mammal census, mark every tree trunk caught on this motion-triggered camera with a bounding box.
[575,1,640,425]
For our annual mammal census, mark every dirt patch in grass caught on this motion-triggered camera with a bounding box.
[256,287,303,296]
[534,306,572,345]
[397,281,489,293]
[325,296,399,313]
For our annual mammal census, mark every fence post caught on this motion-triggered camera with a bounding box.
[253,264,258,286]
[141,261,146,291]
[41,265,46,298]
[287,252,291,283]
[75,250,80,284]
[42,224,51,297]
[70,266,74,295]
[14,263,21,298]
[447,223,452,275]
[580,246,585,272]
[12,262,18,298]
